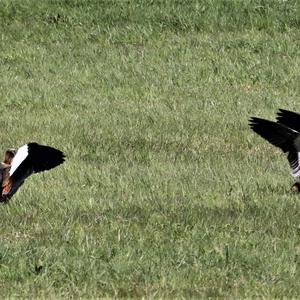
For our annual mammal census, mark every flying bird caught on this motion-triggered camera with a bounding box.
[249,109,300,191]
[0,143,65,202]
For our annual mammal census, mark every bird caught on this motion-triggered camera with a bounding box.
[0,143,65,202]
[249,109,300,192]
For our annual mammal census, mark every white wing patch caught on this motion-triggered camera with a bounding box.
[9,144,29,176]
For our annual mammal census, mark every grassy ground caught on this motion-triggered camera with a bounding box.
[1,0,300,298]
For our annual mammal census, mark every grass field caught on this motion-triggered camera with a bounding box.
[2,0,300,298]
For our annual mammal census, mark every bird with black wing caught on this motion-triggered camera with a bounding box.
[249,109,300,192]
[0,143,65,203]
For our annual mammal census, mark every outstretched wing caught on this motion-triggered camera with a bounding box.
[249,117,297,152]
[249,117,300,177]
[276,109,300,133]
[3,143,65,199]
[10,143,65,179]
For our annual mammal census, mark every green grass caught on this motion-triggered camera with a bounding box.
[2,0,300,297]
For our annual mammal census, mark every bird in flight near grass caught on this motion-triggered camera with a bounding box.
[0,143,65,203]
[249,109,300,191]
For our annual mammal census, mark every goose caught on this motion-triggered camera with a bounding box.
[249,109,300,192]
[0,143,65,202]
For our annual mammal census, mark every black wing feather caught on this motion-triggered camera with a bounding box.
[249,117,300,176]
[28,143,65,173]
[276,109,300,133]
[11,143,65,182]
[249,117,297,153]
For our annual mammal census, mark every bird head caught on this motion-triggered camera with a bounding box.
[4,149,16,164]
[291,182,300,193]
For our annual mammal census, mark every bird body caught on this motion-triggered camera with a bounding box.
[0,143,65,202]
